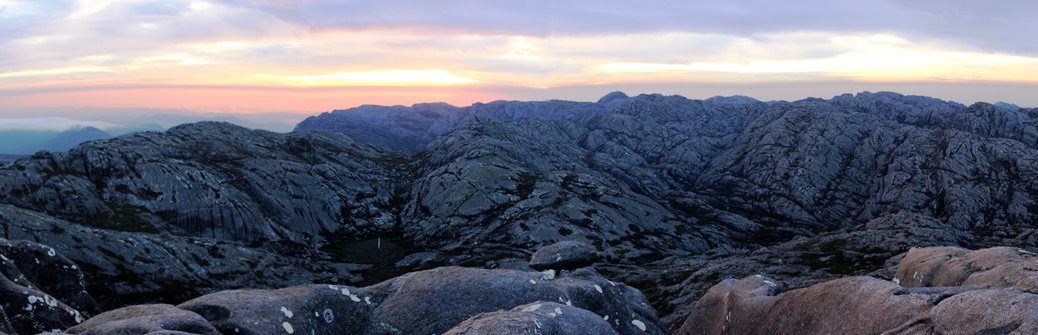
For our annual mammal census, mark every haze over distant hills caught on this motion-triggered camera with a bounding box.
[0,109,306,157]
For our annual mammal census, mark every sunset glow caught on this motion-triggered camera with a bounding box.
[2,0,1038,116]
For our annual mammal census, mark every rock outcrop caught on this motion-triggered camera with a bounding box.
[896,246,1038,292]
[44,241,660,335]
[678,274,1038,334]
[0,204,368,310]
[0,122,407,244]
[0,239,90,335]
[680,245,1038,334]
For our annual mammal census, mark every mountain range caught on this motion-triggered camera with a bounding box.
[2,91,1038,334]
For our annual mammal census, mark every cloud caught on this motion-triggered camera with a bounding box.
[0,0,1035,116]
[236,0,1038,54]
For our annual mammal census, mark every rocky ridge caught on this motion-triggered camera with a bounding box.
[1,92,1038,333]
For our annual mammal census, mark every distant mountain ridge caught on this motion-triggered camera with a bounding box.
[0,126,113,155]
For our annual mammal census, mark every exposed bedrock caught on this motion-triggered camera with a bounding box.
[0,239,91,335]
[680,246,1038,334]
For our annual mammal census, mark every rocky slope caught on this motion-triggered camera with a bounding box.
[2,91,1038,333]
[0,122,408,244]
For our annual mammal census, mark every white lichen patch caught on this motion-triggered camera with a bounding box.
[594,284,603,293]
[529,279,537,285]
[554,307,563,315]
[632,319,647,331]
[280,306,294,318]
[322,308,334,324]
[350,295,361,303]
[281,321,295,334]
[540,269,556,280]
[47,248,57,257]
[523,303,542,312]
[70,309,84,323]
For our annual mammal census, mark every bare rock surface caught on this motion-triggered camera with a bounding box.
[443,301,620,335]
[897,246,1038,292]
[679,273,1038,335]
[0,238,89,335]
[178,266,663,335]
[0,204,367,311]
[529,240,600,271]
[63,304,218,335]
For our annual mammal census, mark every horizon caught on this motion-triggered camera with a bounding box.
[2,0,1037,122]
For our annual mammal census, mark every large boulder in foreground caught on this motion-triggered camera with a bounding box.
[63,304,218,335]
[443,301,620,335]
[178,266,663,335]
[678,276,931,335]
[679,273,1038,334]
[896,246,1038,291]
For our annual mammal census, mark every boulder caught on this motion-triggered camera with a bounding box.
[905,288,1038,334]
[179,266,663,335]
[63,304,218,335]
[681,273,1038,335]
[178,285,373,335]
[529,241,600,271]
[896,246,1038,292]
[678,276,931,335]
[443,301,620,335]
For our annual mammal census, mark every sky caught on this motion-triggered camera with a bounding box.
[1,0,1037,130]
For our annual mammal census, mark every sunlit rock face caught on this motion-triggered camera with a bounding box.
[678,246,1038,335]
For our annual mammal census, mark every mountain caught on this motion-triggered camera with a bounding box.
[0,154,24,163]
[0,126,113,155]
[5,91,1038,332]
